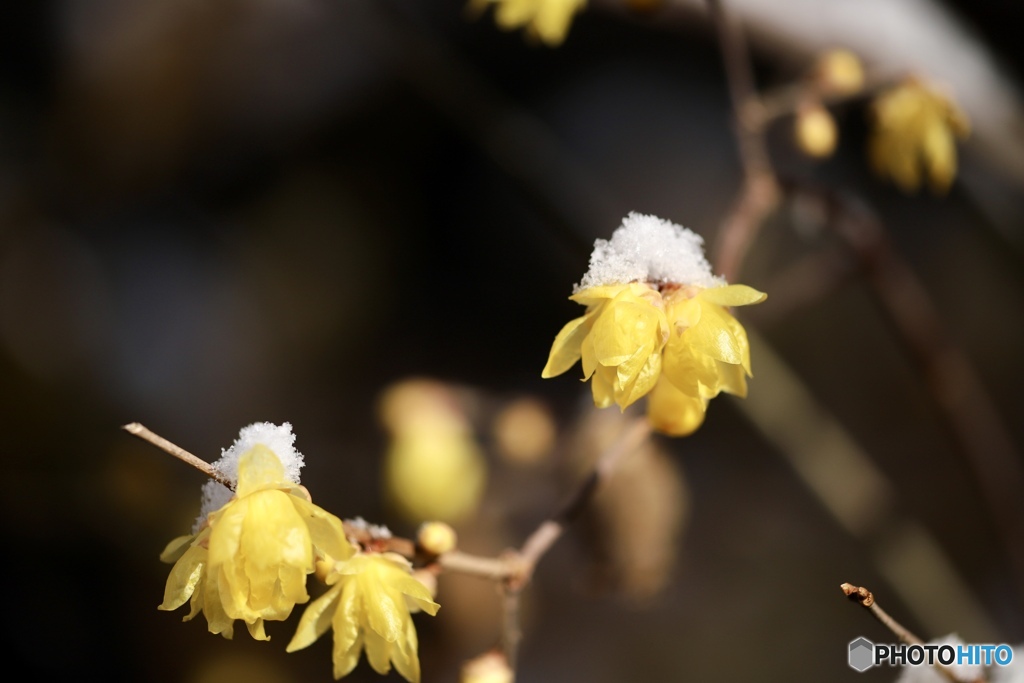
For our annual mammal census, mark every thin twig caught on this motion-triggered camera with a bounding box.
[123,422,232,488]
[841,583,986,683]
[793,184,1024,603]
[704,0,780,282]
[841,583,923,645]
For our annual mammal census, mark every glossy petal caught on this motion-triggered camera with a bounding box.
[685,303,746,366]
[541,313,593,378]
[287,585,341,652]
[698,284,767,307]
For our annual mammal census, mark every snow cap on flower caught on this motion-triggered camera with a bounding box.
[214,422,304,487]
[575,212,724,291]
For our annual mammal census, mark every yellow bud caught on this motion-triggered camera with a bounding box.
[815,49,864,96]
[795,104,837,158]
[418,521,458,555]
[461,650,514,683]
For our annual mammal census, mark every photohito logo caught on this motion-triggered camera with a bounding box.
[848,637,1014,672]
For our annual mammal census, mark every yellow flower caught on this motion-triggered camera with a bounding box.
[159,444,353,638]
[287,552,440,682]
[543,282,765,436]
[469,0,587,46]
[380,380,486,523]
[869,78,969,194]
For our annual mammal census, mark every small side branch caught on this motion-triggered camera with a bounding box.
[841,582,922,645]
[123,422,232,489]
[840,583,987,683]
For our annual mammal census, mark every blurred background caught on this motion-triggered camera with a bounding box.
[2,0,1023,681]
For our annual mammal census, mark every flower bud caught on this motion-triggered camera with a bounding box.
[815,49,864,96]
[418,521,458,555]
[795,103,838,158]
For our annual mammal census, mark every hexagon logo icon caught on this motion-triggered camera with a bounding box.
[849,637,874,672]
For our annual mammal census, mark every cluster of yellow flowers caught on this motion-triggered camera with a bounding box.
[159,427,439,682]
[542,213,765,436]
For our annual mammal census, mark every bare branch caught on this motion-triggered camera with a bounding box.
[122,422,232,489]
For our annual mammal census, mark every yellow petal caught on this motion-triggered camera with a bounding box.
[246,618,269,641]
[287,584,342,652]
[541,313,593,378]
[331,579,363,675]
[616,348,661,409]
[159,543,206,611]
[160,534,195,564]
[686,303,745,366]
[391,616,421,683]
[568,283,630,307]
[292,497,356,564]
[698,284,766,307]
[590,299,659,366]
[590,365,617,409]
[715,360,748,398]
[235,444,289,498]
[205,571,236,638]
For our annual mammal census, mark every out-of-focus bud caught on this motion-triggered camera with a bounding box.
[492,397,556,465]
[795,103,838,158]
[814,49,864,97]
[418,521,458,555]
[380,379,487,522]
[461,650,514,683]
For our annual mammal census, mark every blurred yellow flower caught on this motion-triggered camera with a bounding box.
[544,281,765,436]
[470,0,586,46]
[159,444,353,638]
[380,380,486,523]
[869,79,969,194]
[287,552,440,682]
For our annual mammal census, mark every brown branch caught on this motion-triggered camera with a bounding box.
[794,185,1024,603]
[123,422,232,489]
[841,583,922,645]
[704,0,780,282]
[841,583,986,683]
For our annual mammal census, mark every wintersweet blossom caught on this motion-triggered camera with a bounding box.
[542,213,765,436]
[287,552,440,682]
[869,78,969,194]
[469,0,587,46]
[159,438,353,638]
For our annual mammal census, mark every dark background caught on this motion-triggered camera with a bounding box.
[2,0,1023,681]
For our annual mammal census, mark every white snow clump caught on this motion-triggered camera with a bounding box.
[575,212,724,292]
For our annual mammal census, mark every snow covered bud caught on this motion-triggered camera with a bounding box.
[813,49,864,97]
[869,78,970,194]
[287,552,440,682]
[468,0,587,46]
[542,213,766,436]
[380,379,486,523]
[795,102,838,158]
[159,423,354,639]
